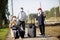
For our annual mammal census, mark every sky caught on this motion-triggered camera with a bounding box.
[8,0,59,17]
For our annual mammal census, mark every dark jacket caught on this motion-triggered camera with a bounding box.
[36,12,45,25]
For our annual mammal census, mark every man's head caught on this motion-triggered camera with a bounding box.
[20,7,23,12]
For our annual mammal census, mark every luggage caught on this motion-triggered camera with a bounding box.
[28,24,36,37]
[28,19,36,37]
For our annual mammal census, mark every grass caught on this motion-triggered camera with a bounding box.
[46,17,60,22]
[0,28,9,40]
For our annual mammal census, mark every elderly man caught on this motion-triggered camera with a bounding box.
[17,7,27,38]
[36,8,45,36]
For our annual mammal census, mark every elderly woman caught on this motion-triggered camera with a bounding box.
[9,16,19,39]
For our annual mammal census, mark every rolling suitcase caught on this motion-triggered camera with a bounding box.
[28,19,36,37]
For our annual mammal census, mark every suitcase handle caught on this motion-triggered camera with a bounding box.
[30,18,35,25]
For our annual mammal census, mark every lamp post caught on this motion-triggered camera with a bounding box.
[59,0,60,14]
[11,0,13,16]
[40,0,41,8]
[54,7,56,22]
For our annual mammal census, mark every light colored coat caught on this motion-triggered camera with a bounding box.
[9,21,14,37]
[18,11,27,21]
[9,20,17,37]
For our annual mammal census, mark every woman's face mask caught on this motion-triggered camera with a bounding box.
[38,10,41,13]
[38,10,42,16]
[12,18,16,21]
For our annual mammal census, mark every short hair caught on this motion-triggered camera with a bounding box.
[21,7,23,9]
[12,16,16,18]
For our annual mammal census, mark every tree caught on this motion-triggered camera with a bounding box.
[56,7,60,17]
[45,11,50,18]
[29,13,37,20]
[50,7,55,17]
[45,6,60,19]
[0,0,8,28]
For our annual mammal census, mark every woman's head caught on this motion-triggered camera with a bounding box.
[11,16,16,21]
[38,8,42,13]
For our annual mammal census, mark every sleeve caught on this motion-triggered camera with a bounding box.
[17,14,19,19]
[36,14,38,20]
[43,12,46,18]
[9,21,12,28]
[18,12,21,19]
[24,12,27,21]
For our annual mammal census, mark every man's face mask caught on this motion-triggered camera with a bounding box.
[20,9,23,12]
[20,9,22,11]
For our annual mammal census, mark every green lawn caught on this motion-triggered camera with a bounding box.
[0,28,9,40]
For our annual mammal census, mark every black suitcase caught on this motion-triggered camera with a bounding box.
[28,23,36,37]
[28,18,36,37]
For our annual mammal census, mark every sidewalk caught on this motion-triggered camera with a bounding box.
[6,28,59,40]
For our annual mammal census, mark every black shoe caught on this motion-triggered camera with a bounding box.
[42,34,46,38]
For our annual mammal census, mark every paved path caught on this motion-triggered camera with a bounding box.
[6,28,59,40]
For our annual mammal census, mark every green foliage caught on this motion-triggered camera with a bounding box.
[45,6,60,19]
[45,11,50,18]
[56,7,60,17]
[50,7,55,17]
[0,0,9,28]
[29,13,37,20]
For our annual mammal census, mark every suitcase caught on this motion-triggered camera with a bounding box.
[28,19,36,37]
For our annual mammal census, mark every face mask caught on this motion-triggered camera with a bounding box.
[38,10,41,12]
[38,10,41,16]
[20,9,22,11]
[12,18,16,21]
[20,9,23,11]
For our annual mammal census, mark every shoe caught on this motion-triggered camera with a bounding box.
[42,34,46,38]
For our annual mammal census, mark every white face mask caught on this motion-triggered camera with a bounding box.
[20,9,22,11]
[12,18,16,21]
[38,10,41,13]
[38,10,41,16]
[38,13,40,16]
[20,9,23,11]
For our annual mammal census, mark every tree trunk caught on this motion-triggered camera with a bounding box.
[0,19,2,28]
